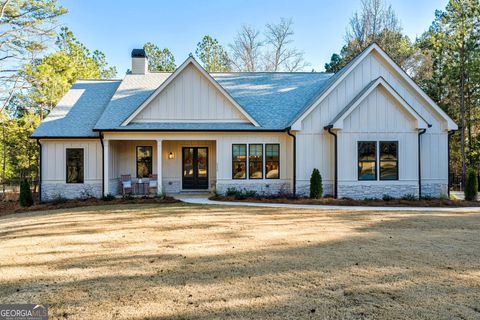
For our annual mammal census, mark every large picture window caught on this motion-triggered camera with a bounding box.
[249,144,263,179]
[232,144,247,179]
[265,144,280,179]
[380,141,398,180]
[358,141,377,180]
[136,146,152,178]
[66,148,84,183]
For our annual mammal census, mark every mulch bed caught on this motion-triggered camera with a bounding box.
[0,196,179,217]
[209,196,480,207]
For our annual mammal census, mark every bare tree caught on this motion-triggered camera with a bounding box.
[264,18,308,71]
[229,25,263,72]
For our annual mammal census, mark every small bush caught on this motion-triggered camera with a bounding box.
[382,194,395,201]
[225,187,238,197]
[51,193,67,204]
[309,168,323,199]
[401,193,417,201]
[19,179,34,207]
[464,168,478,201]
[420,195,434,201]
[154,192,166,200]
[122,193,134,200]
[102,193,115,201]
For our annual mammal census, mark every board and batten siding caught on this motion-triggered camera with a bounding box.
[297,50,449,198]
[132,64,249,123]
[40,139,103,200]
[103,131,293,194]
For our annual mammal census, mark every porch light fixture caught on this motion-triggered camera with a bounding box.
[168,152,175,159]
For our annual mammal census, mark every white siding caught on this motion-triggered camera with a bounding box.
[297,51,449,196]
[41,139,102,184]
[133,64,248,123]
[104,132,293,194]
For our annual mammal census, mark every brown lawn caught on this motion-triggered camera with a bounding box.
[0,203,479,319]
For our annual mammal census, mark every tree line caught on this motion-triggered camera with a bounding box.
[0,0,479,190]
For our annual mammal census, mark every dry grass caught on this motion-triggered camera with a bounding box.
[0,203,479,319]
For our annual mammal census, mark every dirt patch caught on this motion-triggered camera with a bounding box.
[0,204,479,319]
[210,195,480,207]
[0,196,179,217]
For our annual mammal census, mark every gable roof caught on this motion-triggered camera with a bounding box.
[290,43,458,131]
[93,68,334,131]
[31,80,121,138]
[122,57,259,127]
[327,77,430,129]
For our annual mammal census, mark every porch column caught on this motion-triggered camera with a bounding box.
[157,139,163,194]
[103,139,109,196]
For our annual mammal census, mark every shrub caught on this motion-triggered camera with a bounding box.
[382,194,395,201]
[51,193,67,204]
[225,187,238,197]
[102,193,115,201]
[464,168,478,201]
[122,193,134,200]
[309,168,323,199]
[420,195,434,201]
[401,193,417,201]
[19,179,34,207]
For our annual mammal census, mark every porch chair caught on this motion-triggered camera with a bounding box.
[148,174,158,194]
[121,174,133,195]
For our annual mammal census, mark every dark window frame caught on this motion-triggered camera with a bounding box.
[65,148,84,184]
[232,144,247,180]
[379,141,399,181]
[136,146,153,178]
[265,144,280,180]
[357,141,377,181]
[248,144,263,179]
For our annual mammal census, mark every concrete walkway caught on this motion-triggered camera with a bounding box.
[175,194,480,212]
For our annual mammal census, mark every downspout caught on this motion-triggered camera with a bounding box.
[99,132,104,197]
[447,130,456,198]
[36,139,42,203]
[325,125,337,199]
[418,128,427,198]
[287,128,296,196]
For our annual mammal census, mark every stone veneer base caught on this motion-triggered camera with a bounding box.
[42,183,102,201]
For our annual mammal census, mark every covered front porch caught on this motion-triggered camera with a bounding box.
[103,139,216,196]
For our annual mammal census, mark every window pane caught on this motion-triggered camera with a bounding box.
[266,144,279,161]
[233,144,246,161]
[233,162,246,179]
[249,161,262,179]
[380,161,397,180]
[380,142,398,180]
[358,161,376,180]
[380,142,397,161]
[249,144,263,160]
[198,148,208,178]
[358,142,376,161]
[66,149,84,183]
[137,146,152,178]
[183,148,194,177]
[266,162,279,179]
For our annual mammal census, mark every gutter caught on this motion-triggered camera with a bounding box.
[447,130,456,198]
[286,128,296,195]
[99,132,104,197]
[36,139,42,203]
[324,125,338,199]
[418,128,428,198]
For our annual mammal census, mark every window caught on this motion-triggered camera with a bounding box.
[380,141,398,180]
[265,144,280,179]
[66,148,84,183]
[358,141,377,180]
[249,144,263,179]
[232,144,247,179]
[136,146,152,178]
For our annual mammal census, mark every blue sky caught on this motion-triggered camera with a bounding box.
[59,0,445,75]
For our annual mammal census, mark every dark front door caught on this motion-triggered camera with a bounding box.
[182,147,208,189]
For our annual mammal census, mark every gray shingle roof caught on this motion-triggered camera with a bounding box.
[34,71,335,137]
[32,80,121,138]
